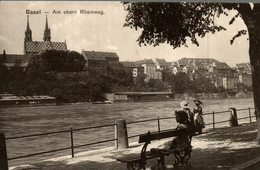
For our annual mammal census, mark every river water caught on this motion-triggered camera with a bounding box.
[0,97,255,167]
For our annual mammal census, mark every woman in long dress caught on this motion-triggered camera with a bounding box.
[193,100,205,133]
[150,110,193,152]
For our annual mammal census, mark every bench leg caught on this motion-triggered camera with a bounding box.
[127,162,134,170]
[157,156,167,170]
[173,150,192,169]
[126,162,145,170]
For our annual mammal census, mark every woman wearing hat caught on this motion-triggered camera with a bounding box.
[193,100,205,133]
[150,110,193,153]
[180,101,195,127]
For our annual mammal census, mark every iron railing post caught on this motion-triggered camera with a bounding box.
[115,123,118,149]
[158,117,160,140]
[213,111,215,130]
[70,127,74,158]
[249,107,252,123]
[0,133,8,170]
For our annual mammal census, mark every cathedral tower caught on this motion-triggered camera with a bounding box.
[43,15,51,41]
[24,15,32,42]
[24,15,67,55]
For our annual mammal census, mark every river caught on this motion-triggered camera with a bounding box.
[0,97,255,167]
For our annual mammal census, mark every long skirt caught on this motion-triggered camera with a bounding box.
[194,113,205,128]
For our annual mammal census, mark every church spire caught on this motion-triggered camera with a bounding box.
[24,15,32,42]
[26,15,30,30]
[45,15,49,31]
[43,15,51,41]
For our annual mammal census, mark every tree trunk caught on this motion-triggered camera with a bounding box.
[251,63,260,144]
[246,7,260,144]
[237,3,260,144]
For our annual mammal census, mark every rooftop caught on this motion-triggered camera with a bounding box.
[82,50,119,60]
[25,41,67,53]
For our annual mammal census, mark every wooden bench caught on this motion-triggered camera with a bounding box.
[116,128,200,170]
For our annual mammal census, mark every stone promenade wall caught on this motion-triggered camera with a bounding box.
[175,91,253,100]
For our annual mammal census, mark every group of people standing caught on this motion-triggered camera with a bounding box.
[151,99,205,153]
[180,100,205,134]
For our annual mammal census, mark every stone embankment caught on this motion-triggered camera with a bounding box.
[175,91,253,100]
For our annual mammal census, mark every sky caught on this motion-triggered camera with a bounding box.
[0,1,251,67]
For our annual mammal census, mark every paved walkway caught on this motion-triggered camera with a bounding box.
[10,122,260,170]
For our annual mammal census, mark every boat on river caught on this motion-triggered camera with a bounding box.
[0,93,56,107]
[92,100,113,104]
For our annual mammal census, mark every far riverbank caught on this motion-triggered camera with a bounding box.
[109,91,253,103]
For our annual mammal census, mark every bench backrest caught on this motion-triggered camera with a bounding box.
[138,129,193,143]
[138,129,194,168]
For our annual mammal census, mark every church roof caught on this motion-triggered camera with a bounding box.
[25,41,67,53]
[82,50,119,60]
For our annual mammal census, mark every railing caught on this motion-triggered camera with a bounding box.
[2,107,255,168]
[126,107,255,140]
[5,123,117,161]
[203,107,255,130]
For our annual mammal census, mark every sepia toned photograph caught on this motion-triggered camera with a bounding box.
[0,1,260,170]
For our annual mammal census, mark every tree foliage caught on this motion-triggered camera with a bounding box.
[171,72,191,93]
[0,50,9,93]
[107,64,134,90]
[124,2,226,48]
[8,61,26,95]
[133,73,147,90]
[192,74,217,93]
[147,78,169,91]
[40,50,86,72]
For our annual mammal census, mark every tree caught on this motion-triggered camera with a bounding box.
[123,2,260,144]
[40,50,86,72]
[107,65,134,90]
[1,50,7,63]
[8,60,26,95]
[0,50,9,93]
[133,73,147,91]
[172,72,191,93]
[89,75,112,101]
[66,51,86,72]
[24,62,50,95]
[147,78,169,91]
[192,74,217,93]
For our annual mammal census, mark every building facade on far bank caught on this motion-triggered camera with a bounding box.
[81,50,108,76]
[155,58,172,70]
[120,61,144,78]
[236,63,252,88]
[135,59,162,82]
[172,57,241,90]
[81,50,121,76]
[208,62,238,90]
